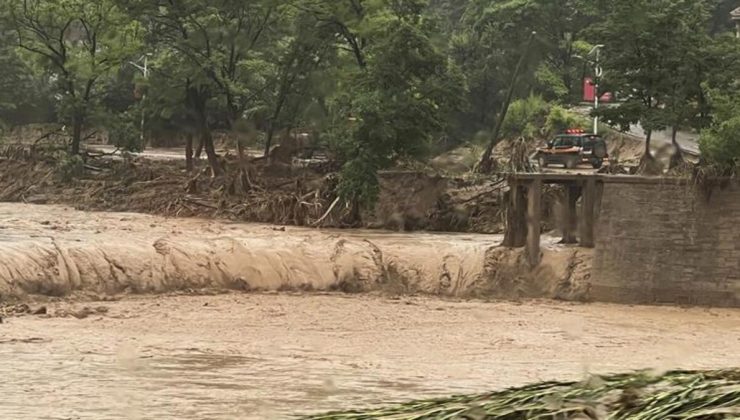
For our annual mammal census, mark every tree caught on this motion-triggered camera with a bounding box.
[323,0,463,212]
[699,36,740,173]
[450,0,599,140]
[127,0,281,175]
[261,10,336,156]
[0,26,54,130]
[592,0,711,163]
[5,0,140,154]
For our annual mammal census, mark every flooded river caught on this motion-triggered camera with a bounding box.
[1,294,739,419]
[1,203,739,418]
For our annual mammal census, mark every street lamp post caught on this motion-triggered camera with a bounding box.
[572,44,604,135]
[590,45,604,135]
[129,54,152,149]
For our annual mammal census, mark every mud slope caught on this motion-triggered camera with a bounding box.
[0,203,590,301]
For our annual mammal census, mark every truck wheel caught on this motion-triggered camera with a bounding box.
[592,159,603,169]
[538,156,548,168]
[565,157,578,169]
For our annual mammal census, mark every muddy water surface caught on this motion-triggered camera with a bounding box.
[2,294,739,419]
[0,203,512,298]
[1,203,739,418]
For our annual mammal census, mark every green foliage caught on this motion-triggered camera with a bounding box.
[700,116,740,171]
[500,94,549,140]
[3,0,142,153]
[0,0,738,207]
[545,105,589,136]
[700,89,740,172]
[305,370,740,420]
[107,112,142,152]
[336,152,382,207]
[450,0,599,137]
[0,23,55,127]
[591,0,716,146]
[534,64,569,101]
[55,154,85,182]
[325,2,464,207]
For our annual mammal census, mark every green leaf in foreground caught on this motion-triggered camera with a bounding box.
[302,370,740,419]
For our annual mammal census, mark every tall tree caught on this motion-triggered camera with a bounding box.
[5,0,140,154]
[592,0,710,162]
[261,9,336,156]
[0,24,55,129]
[451,0,599,139]
[127,0,280,175]
[319,0,463,213]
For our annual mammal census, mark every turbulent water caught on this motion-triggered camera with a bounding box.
[0,203,506,299]
[2,294,739,419]
[1,203,739,418]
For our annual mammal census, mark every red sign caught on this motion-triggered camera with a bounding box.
[583,77,595,102]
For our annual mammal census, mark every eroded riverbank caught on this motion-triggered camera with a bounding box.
[1,293,739,419]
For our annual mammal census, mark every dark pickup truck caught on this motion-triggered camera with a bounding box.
[535,130,608,169]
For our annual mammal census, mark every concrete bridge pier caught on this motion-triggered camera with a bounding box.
[505,174,600,267]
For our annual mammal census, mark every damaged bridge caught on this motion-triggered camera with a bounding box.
[503,172,740,307]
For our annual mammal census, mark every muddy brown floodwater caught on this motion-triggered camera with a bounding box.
[0,203,739,418]
[1,294,739,419]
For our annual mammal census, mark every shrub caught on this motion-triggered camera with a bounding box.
[56,154,85,182]
[545,105,590,137]
[699,115,740,173]
[501,94,549,140]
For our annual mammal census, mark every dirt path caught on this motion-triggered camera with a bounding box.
[1,293,738,419]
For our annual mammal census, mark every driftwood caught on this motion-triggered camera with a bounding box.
[313,196,341,227]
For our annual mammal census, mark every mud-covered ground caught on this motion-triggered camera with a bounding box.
[2,293,739,419]
[0,155,507,234]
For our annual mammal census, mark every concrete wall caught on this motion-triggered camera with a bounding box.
[592,181,740,307]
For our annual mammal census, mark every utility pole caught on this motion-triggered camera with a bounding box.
[590,45,604,135]
[129,54,152,149]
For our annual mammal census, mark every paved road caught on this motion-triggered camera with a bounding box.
[627,123,700,155]
[571,105,701,156]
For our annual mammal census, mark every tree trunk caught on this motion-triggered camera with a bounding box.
[264,84,289,157]
[185,133,194,172]
[638,129,660,174]
[478,31,537,173]
[71,115,83,155]
[195,138,203,159]
[194,110,222,177]
[669,126,683,168]
[264,121,276,157]
[200,125,222,177]
[236,139,244,161]
[644,129,652,156]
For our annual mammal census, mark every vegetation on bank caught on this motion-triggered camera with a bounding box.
[305,370,740,419]
[1,0,738,208]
